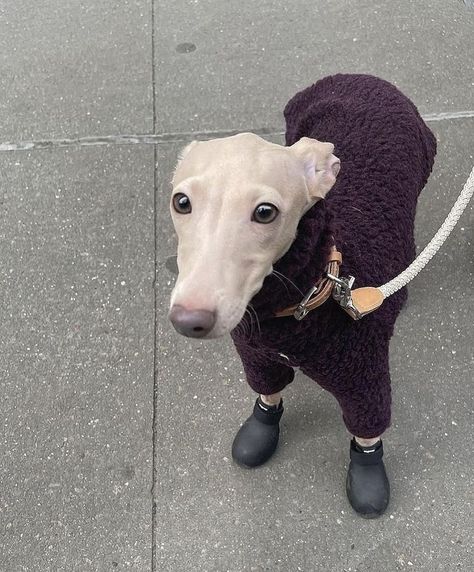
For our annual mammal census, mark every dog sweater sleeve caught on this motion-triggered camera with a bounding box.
[232,339,295,396]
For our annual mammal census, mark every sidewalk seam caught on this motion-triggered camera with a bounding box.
[151,0,158,570]
[1,112,473,152]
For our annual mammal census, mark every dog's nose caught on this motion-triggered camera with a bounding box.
[169,305,217,338]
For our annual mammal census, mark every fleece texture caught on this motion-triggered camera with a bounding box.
[231,74,437,438]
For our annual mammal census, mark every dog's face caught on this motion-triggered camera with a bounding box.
[169,133,339,338]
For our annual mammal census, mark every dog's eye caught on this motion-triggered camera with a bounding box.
[172,193,192,214]
[252,203,279,224]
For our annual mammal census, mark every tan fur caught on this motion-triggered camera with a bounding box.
[169,132,339,338]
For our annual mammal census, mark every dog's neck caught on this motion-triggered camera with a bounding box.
[250,200,335,319]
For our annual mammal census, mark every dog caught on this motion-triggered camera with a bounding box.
[168,74,437,518]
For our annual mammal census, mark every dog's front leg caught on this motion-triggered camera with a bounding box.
[259,391,282,407]
[230,340,294,467]
[231,387,285,468]
[354,435,381,447]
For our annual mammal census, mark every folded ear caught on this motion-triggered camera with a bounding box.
[290,137,340,200]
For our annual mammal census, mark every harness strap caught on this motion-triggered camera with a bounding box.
[274,246,342,319]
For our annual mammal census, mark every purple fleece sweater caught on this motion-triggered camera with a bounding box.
[231,74,436,438]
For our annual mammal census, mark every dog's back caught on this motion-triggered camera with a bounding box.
[284,74,437,294]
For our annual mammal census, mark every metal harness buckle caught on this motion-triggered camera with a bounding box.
[327,273,362,319]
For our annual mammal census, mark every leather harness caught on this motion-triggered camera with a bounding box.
[274,245,384,321]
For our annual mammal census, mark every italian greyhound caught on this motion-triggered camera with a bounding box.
[167,74,436,517]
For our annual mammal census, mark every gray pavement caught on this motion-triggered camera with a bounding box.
[1,1,473,571]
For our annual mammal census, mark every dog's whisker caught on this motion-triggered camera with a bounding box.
[240,311,252,339]
[254,309,262,337]
[242,320,250,338]
[238,317,247,336]
[234,321,244,336]
[241,309,252,339]
[247,304,261,336]
[271,271,290,296]
[244,309,255,339]
[271,270,304,296]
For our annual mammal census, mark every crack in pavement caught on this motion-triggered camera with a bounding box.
[0,111,473,152]
[0,128,283,152]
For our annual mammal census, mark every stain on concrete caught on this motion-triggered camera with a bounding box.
[176,42,196,53]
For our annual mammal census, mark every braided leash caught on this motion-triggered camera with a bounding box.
[339,167,474,319]
[279,167,474,321]
[379,167,474,298]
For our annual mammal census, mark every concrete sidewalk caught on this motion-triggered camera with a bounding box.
[0,1,473,571]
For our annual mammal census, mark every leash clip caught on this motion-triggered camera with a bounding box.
[294,284,322,321]
[327,273,361,318]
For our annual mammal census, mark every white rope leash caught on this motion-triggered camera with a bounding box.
[292,169,474,320]
[379,167,474,298]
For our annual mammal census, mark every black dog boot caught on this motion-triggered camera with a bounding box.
[232,397,283,468]
[346,438,390,518]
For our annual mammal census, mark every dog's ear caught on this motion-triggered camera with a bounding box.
[290,137,340,200]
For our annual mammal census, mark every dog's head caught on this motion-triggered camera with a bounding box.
[168,133,339,338]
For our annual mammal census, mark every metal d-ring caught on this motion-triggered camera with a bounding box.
[327,272,366,319]
[327,273,356,309]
